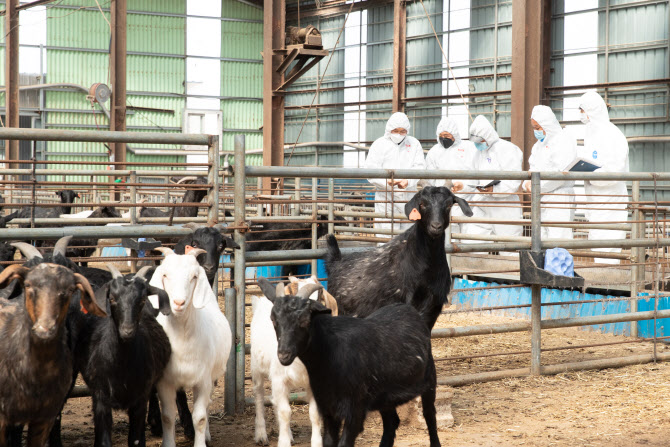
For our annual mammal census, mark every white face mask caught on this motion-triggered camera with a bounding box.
[389,133,406,145]
[580,112,590,124]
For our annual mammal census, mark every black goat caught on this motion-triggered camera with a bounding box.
[174,223,239,286]
[0,211,17,229]
[139,176,208,218]
[0,261,106,447]
[325,186,472,330]
[0,243,16,274]
[69,265,171,447]
[245,214,334,252]
[16,190,80,222]
[259,278,441,447]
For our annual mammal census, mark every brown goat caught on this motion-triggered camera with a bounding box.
[0,263,105,447]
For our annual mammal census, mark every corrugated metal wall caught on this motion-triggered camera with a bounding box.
[467,0,512,137]
[221,0,263,166]
[365,4,394,143]
[550,0,670,200]
[45,0,187,181]
[285,14,345,167]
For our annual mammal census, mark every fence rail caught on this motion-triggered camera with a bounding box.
[1,128,669,415]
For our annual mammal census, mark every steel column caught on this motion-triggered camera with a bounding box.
[224,287,237,415]
[110,0,128,171]
[511,0,552,169]
[392,0,406,112]
[4,0,19,169]
[631,181,643,337]
[262,0,285,192]
[530,172,542,375]
[207,135,220,226]
[233,135,247,414]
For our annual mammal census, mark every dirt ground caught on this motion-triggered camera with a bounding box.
[58,307,670,447]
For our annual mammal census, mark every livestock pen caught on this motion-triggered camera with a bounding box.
[3,128,670,445]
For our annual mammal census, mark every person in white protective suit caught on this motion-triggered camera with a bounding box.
[460,115,523,239]
[522,105,577,241]
[365,112,426,235]
[579,90,630,264]
[425,116,476,235]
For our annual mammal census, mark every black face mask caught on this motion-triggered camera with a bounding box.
[439,137,455,149]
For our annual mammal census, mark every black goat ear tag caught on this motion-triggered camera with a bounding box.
[409,208,421,221]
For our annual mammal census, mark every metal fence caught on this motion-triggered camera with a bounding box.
[2,128,670,416]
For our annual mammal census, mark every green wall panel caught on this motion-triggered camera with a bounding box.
[221,61,262,97]
[221,21,263,59]
[221,0,262,21]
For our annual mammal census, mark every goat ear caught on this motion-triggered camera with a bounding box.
[191,271,214,309]
[0,264,29,288]
[147,285,171,316]
[404,191,422,220]
[258,277,277,302]
[224,237,240,250]
[74,273,107,317]
[453,196,473,217]
[309,299,332,316]
[318,289,339,316]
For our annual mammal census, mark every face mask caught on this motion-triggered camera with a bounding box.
[474,142,488,152]
[439,137,454,149]
[389,133,406,145]
[580,112,590,124]
[534,129,546,142]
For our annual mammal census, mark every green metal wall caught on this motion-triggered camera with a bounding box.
[221,0,263,167]
[45,0,187,181]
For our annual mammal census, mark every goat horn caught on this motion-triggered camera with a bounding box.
[296,284,323,300]
[53,236,72,258]
[107,264,123,279]
[176,176,198,184]
[10,242,43,260]
[187,248,207,258]
[154,247,175,256]
[135,266,153,280]
[275,283,285,298]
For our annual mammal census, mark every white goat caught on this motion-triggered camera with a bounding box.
[149,247,232,447]
[251,275,338,447]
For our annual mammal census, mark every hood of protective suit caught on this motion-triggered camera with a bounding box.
[469,115,499,147]
[531,105,562,139]
[579,91,610,125]
[435,117,462,146]
[384,112,411,137]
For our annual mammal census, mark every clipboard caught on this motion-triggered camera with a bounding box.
[469,180,501,190]
[564,157,602,172]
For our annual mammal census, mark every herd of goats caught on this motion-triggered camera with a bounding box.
[0,178,473,447]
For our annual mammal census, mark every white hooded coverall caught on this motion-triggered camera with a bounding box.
[425,116,476,234]
[579,90,630,264]
[463,115,523,238]
[365,112,426,234]
[528,105,577,240]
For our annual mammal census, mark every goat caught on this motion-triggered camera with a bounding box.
[325,186,473,330]
[45,206,122,266]
[0,262,106,447]
[15,190,80,222]
[139,176,208,218]
[252,275,338,447]
[174,222,239,286]
[146,222,239,439]
[259,277,441,447]
[149,247,232,447]
[9,237,113,293]
[0,211,17,229]
[245,214,335,253]
[72,265,171,447]
[0,243,16,274]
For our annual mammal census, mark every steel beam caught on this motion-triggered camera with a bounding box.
[4,0,19,170]
[511,0,552,170]
[110,0,128,172]
[262,0,285,192]
[391,0,406,112]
